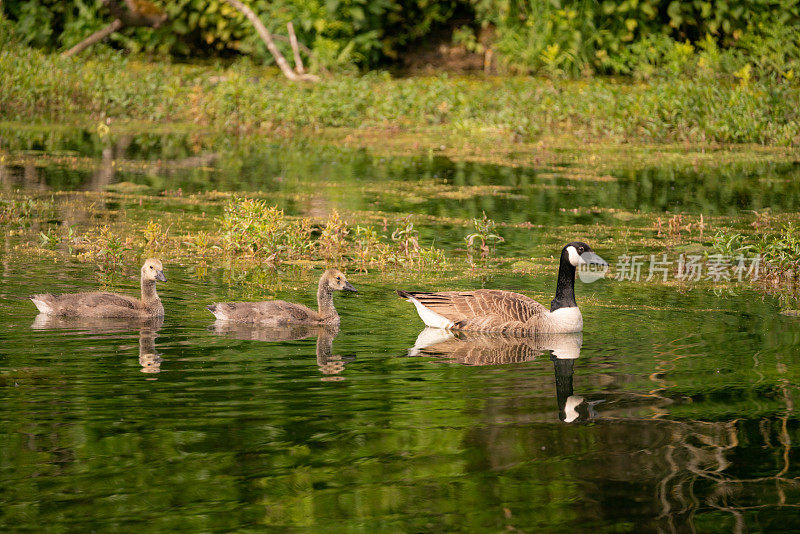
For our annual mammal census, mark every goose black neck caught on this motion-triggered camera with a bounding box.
[550,252,577,312]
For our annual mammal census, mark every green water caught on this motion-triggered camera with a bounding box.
[1,128,800,532]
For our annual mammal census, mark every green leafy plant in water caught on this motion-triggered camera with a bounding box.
[38,227,60,247]
[711,223,800,300]
[318,210,350,262]
[0,197,57,226]
[353,224,388,272]
[143,220,169,254]
[220,198,312,260]
[466,211,504,264]
[391,215,420,261]
[78,225,130,271]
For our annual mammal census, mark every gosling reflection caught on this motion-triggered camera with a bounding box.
[408,328,597,423]
[209,322,349,378]
[138,328,162,374]
[31,315,164,374]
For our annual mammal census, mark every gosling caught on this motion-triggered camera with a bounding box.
[30,258,167,318]
[207,269,356,327]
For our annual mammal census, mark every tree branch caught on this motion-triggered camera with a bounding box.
[287,22,305,75]
[62,19,124,58]
[224,0,319,82]
[61,0,166,58]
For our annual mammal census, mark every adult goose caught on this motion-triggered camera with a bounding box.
[397,242,605,334]
[207,269,356,327]
[30,258,167,318]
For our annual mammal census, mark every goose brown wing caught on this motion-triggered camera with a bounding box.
[214,300,319,323]
[69,292,138,309]
[399,289,547,327]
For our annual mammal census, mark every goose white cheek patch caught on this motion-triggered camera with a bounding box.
[567,246,583,266]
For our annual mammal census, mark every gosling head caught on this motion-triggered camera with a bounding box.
[562,242,606,268]
[142,258,167,282]
[322,269,356,293]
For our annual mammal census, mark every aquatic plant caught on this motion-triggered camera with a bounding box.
[143,220,169,254]
[219,198,313,260]
[711,222,800,300]
[0,197,56,226]
[318,210,350,262]
[77,225,132,270]
[465,211,504,264]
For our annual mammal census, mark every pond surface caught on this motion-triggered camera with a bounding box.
[1,127,799,532]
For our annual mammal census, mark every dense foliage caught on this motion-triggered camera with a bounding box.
[2,0,800,77]
[1,34,799,145]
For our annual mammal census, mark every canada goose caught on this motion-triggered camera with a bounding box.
[397,242,605,334]
[206,269,356,326]
[30,259,167,318]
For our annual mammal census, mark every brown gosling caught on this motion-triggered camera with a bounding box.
[206,269,356,327]
[30,259,167,318]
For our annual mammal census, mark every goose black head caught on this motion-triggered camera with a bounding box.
[561,242,606,268]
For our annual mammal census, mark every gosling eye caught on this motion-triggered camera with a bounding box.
[150,266,154,269]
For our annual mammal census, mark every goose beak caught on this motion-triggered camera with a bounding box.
[343,281,357,292]
[581,251,607,266]
[156,270,167,282]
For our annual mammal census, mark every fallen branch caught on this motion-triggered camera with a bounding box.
[224,0,318,82]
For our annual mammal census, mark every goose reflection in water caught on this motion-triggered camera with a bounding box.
[31,315,164,374]
[408,328,600,423]
[208,322,350,378]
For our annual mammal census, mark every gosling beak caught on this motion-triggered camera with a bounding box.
[343,281,357,292]
[156,270,167,282]
[581,251,608,267]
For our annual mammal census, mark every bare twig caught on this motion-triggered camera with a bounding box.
[287,22,305,74]
[271,34,329,74]
[63,19,123,58]
[61,0,166,58]
[224,0,318,82]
